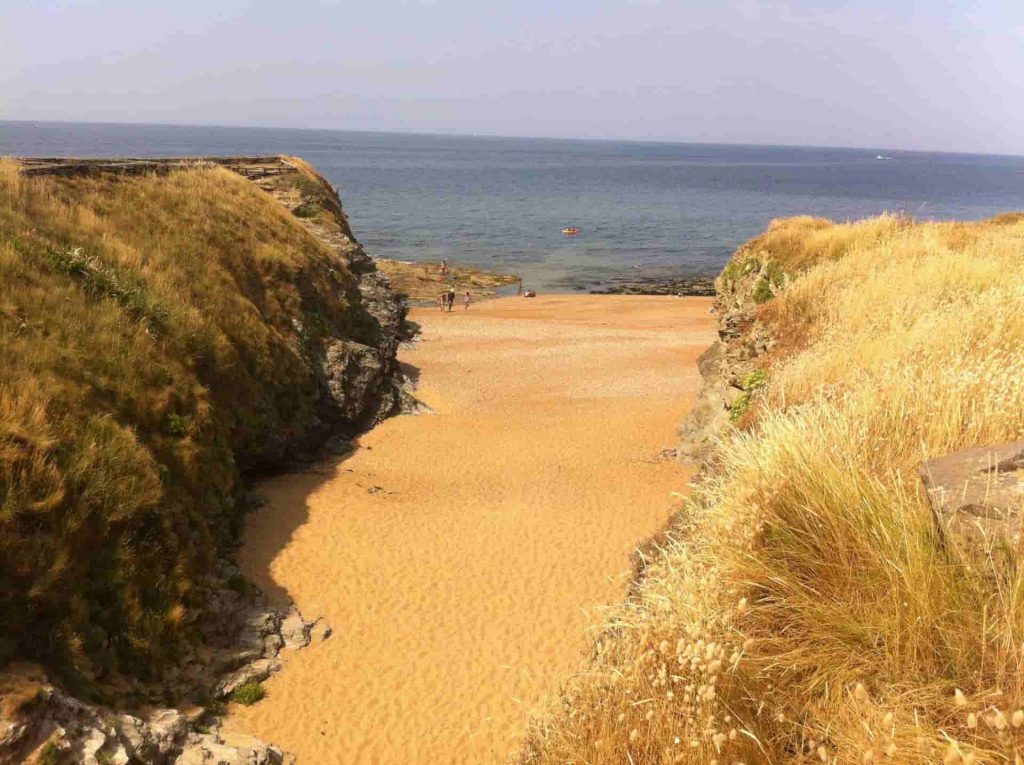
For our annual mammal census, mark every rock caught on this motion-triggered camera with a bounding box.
[216,658,281,697]
[80,728,107,761]
[677,342,732,463]
[322,340,386,422]
[279,608,312,650]
[0,585,332,763]
[176,732,290,765]
[309,619,333,643]
[722,385,744,407]
[920,441,1024,547]
[235,609,284,656]
[0,672,203,765]
[589,275,716,296]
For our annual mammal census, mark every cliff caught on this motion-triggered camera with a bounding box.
[0,157,411,761]
[520,212,1024,765]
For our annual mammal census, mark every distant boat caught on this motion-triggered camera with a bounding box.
[875,155,894,161]
[561,226,580,235]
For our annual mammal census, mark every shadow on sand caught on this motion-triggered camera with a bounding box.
[239,361,423,610]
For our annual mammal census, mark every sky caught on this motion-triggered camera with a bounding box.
[3,0,1023,154]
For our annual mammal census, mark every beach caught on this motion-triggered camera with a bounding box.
[223,294,715,764]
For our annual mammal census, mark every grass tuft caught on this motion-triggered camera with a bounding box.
[230,680,265,705]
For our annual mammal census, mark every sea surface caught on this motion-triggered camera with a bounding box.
[3,121,1023,291]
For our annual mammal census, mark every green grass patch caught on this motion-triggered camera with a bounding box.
[231,680,265,705]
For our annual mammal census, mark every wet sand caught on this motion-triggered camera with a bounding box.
[224,295,715,764]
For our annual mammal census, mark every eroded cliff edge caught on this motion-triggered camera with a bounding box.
[0,157,413,764]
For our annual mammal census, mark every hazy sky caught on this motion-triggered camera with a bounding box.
[3,0,1023,153]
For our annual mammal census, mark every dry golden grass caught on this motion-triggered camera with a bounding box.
[0,159,378,694]
[519,213,1024,765]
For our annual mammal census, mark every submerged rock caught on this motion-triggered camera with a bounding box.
[589,275,716,296]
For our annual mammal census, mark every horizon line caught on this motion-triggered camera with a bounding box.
[3,117,1023,161]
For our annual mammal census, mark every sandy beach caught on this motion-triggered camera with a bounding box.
[223,294,715,764]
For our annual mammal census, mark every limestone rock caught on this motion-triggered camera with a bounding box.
[279,608,312,650]
[677,342,732,463]
[175,732,290,765]
[216,658,282,697]
[921,441,1024,547]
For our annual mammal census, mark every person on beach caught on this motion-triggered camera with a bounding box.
[438,293,447,311]
[517,278,523,296]
[447,287,456,312]
[464,291,471,310]
[441,259,449,276]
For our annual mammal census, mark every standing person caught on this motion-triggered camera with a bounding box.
[441,259,448,276]
[517,278,523,296]
[464,291,471,310]
[447,287,456,312]
[438,293,446,312]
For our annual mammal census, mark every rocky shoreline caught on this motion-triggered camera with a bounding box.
[588,275,716,297]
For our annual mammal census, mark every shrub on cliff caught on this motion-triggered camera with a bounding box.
[0,159,384,692]
[521,213,1024,765]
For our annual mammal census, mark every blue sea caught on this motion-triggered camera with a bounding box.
[3,121,1023,291]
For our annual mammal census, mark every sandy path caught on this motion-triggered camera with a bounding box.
[224,295,714,764]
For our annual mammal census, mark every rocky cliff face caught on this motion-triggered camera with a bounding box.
[677,251,775,463]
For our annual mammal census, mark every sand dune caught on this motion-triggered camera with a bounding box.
[223,294,715,764]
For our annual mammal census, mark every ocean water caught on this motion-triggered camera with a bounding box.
[3,121,1023,291]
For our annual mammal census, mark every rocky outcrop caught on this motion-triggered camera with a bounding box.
[921,441,1024,549]
[0,679,290,765]
[589,275,716,296]
[677,264,774,463]
[677,341,733,462]
[0,569,330,765]
[244,157,418,432]
[341,270,418,424]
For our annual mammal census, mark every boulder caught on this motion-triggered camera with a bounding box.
[920,441,1024,547]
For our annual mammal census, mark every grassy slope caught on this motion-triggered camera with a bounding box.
[0,159,381,691]
[521,213,1024,765]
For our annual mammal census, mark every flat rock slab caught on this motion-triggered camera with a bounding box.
[920,440,1024,545]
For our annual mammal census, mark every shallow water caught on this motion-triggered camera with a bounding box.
[3,121,1023,289]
